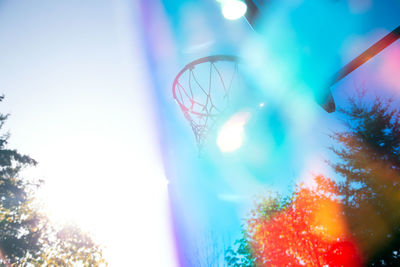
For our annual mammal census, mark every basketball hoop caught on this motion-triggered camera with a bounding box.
[172,55,241,149]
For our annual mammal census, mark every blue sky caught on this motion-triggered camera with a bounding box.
[143,0,400,265]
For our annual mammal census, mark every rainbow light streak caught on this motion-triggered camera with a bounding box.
[139,0,400,266]
[379,44,400,92]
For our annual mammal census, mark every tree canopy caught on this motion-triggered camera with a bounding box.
[226,93,400,266]
[226,176,362,266]
[0,96,106,266]
[329,93,400,265]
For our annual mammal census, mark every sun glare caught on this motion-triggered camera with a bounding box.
[217,111,251,152]
[221,0,247,20]
[36,139,173,266]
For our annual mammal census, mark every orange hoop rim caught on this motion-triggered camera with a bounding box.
[172,55,240,115]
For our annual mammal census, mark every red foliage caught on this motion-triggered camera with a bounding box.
[247,176,363,266]
[325,241,363,267]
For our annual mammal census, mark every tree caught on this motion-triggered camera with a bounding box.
[225,228,256,267]
[329,93,400,265]
[35,223,107,266]
[226,92,400,266]
[0,99,42,265]
[0,96,106,266]
[226,176,363,266]
[224,192,291,267]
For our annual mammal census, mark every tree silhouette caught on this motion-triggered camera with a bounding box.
[0,96,106,266]
[329,93,400,265]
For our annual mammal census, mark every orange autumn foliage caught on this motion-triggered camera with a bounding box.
[247,176,363,267]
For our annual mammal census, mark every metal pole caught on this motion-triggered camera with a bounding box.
[242,1,399,113]
[331,26,400,85]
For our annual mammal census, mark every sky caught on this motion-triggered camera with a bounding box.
[0,1,176,266]
[0,0,399,266]
[140,0,400,265]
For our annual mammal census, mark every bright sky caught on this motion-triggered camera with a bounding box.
[0,1,176,266]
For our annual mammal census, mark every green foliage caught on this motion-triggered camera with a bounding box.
[225,229,256,267]
[0,96,106,266]
[225,193,290,267]
[33,223,106,267]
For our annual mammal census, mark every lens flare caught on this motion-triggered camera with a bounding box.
[221,0,247,20]
[217,111,251,152]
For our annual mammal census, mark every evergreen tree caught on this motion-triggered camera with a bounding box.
[329,93,400,265]
[225,93,400,266]
[0,96,42,265]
